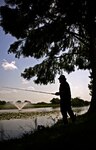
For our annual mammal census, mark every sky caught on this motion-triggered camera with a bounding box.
[0,1,91,103]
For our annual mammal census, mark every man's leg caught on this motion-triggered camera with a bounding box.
[62,111,68,124]
[61,107,68,124]
[68,108,76,122]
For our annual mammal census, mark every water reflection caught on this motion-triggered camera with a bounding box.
[0,117,57,141]
[0,106,89,141]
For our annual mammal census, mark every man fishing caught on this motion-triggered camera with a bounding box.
[55,75,76,124]
[3,76,76,125]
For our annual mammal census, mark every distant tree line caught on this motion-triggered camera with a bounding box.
[71,97,90,107]
[0,100,6,105]
[50,97,90,107]
[0,97,90,107]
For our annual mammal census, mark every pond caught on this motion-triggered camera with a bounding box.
[0,106,89,141]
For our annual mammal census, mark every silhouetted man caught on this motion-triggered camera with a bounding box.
[55,75,76,124]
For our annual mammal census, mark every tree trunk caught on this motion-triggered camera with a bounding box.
[88,69,96,113]
[88,34,96,113]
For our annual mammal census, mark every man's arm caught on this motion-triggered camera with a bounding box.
[55,92,60,95]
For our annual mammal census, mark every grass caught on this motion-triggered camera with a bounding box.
[1,111,96,149]
[0,110,60,120]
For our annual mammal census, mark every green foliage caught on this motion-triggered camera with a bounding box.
[0,0,94,84]
[50,98,60,104]
[71,97,90,107]
[17,100,21,103]
[0,100,6,105]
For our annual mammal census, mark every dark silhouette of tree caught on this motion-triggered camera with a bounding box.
[50,98,60,104]
[88,71,93,96]
[71,97,90,107]
[0,0,96,113]
[0,100,6,105]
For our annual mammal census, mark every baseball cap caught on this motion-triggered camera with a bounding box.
[58,75,66,80]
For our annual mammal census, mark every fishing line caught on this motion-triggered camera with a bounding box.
[2,86,55,95]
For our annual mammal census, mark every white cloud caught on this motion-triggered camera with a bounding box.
[21,78,29,84]
[1,59,18,70]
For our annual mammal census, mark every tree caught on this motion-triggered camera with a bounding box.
[71,97,90,107]
[0,0,96,113]
[50,98,60,104]
[0,100,6,105]
[88,71,93,96]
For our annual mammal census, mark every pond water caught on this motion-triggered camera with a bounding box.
[0,106,89,141]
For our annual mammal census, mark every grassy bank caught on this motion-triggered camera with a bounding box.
[0,112,96,149]
[0,109,60,120]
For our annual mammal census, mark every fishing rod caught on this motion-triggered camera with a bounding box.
[2,86,55,95]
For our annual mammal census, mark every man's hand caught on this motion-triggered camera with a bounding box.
[55,92,60,95]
